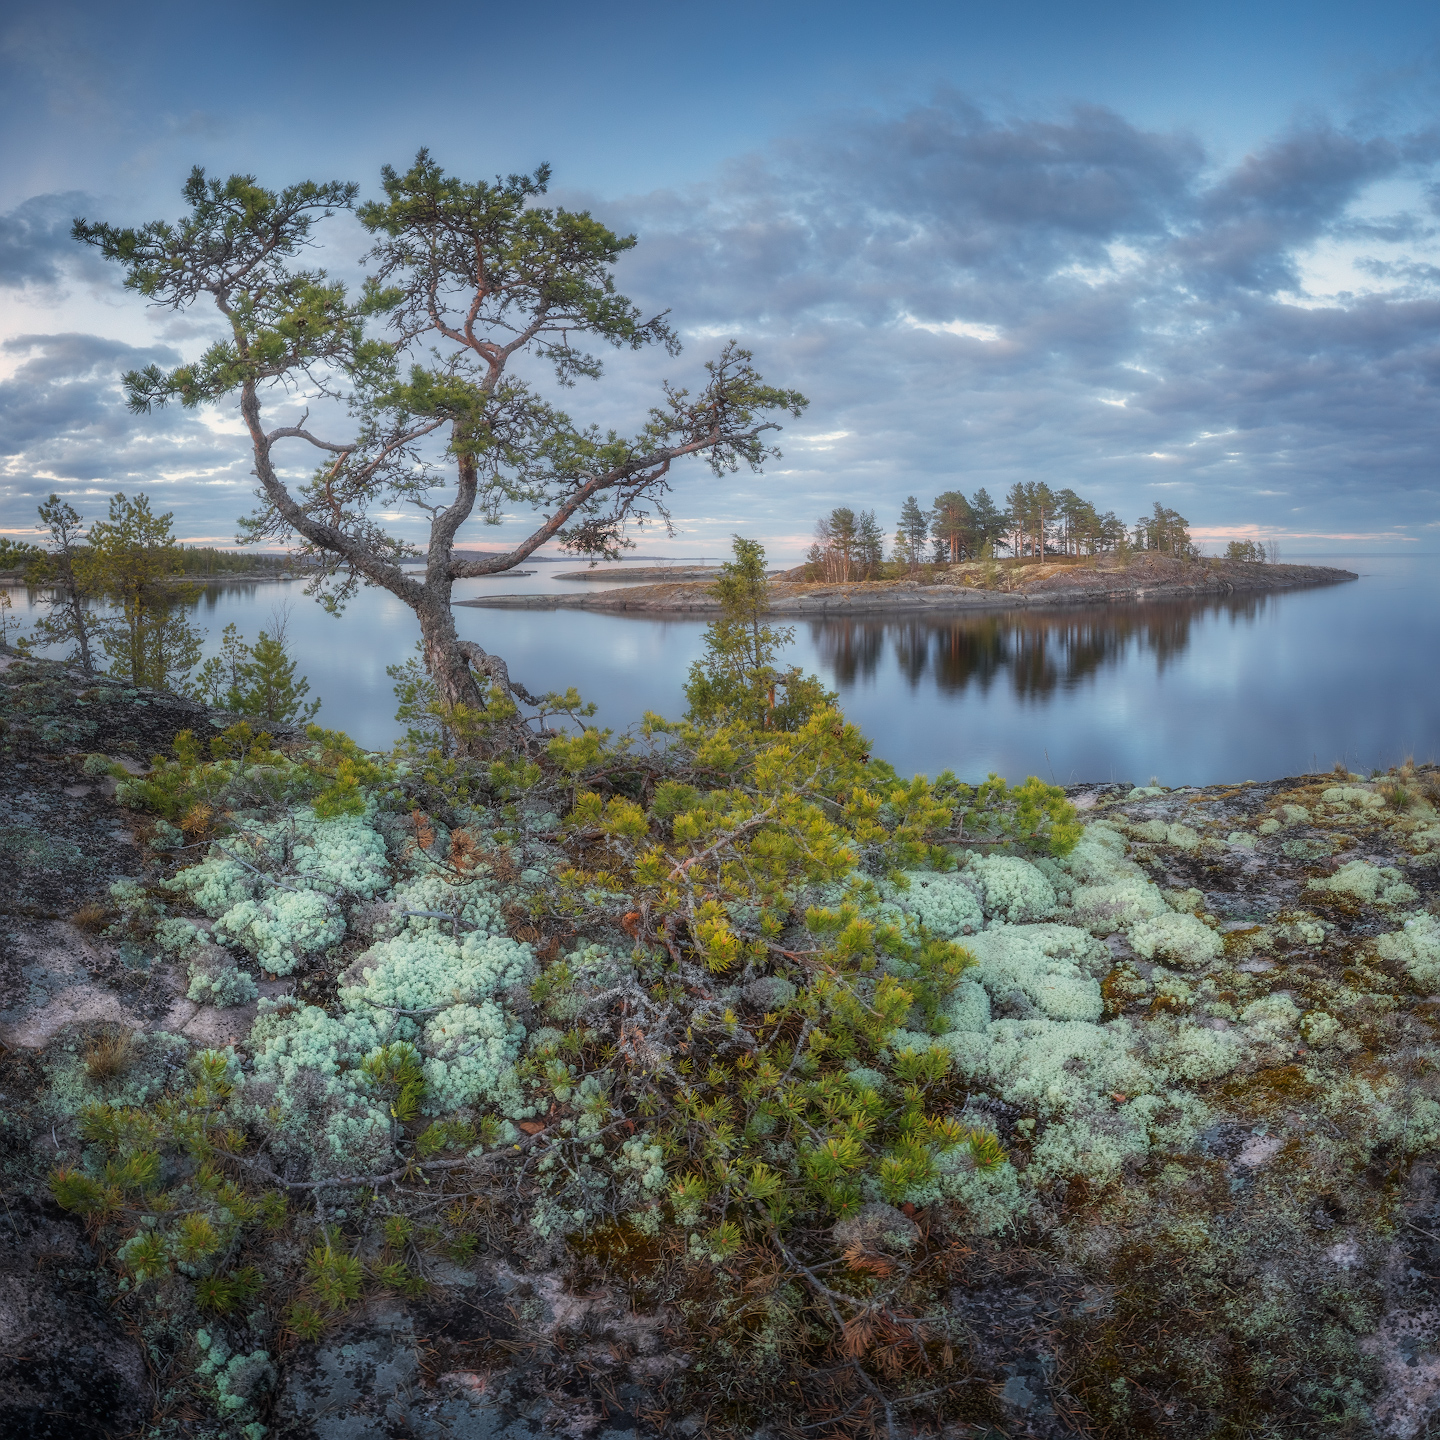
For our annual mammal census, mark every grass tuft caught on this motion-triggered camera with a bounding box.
[83,1025,135,1082]
[72,902,110,932]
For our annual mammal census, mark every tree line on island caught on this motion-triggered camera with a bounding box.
[807,485,1278,580]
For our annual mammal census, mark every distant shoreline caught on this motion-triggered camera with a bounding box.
[0,572,306,586]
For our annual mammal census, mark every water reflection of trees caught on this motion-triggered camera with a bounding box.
[17,579,272,616]
[194,582,268,613]
[809,595,1271,702]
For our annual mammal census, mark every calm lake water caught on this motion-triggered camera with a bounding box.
[7,554,1438,785]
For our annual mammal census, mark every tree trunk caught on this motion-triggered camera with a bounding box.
[416,597,486,714]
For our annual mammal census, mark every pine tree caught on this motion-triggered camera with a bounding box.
[76,492,203,689]
[896,496,930,574]
[0,592,21,651]
[190,624,252,708]
[930,490,973,563]
[233,627,321,724]
[969,488,1005,554]
[813,507,863,580]
[1033,482,1055,558]
[684,537,833,730]
[856,509,885,577]
[27,495,104,674]
[1004,482,1027,558]
[192,612,320,724]
[0,538,44,573]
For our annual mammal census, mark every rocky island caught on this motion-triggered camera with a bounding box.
[461,554,1357,615]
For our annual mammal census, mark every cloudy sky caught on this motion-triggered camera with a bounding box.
[3,0,1440,558]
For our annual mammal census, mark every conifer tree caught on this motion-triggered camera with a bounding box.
[969,487,1006,554]
[28,495,103,674]
[683,536,833,730]
[193,611,321,723]
[77,159,804,731]
[233,626,321,724]
[0,591,22,650]
[0,538,45,573]
[856,508,885,577]
[1033,481,1056,557]
[76,492,203,689]
[896,495,930,574]
[930,489,973,562]
[190,623,252,708]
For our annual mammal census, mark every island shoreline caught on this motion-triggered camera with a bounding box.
[457,559,1358,615]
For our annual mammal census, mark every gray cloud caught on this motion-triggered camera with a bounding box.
[0,192,94,287]
[582,97,1440,543]
[0,332,255,538]
[3,96,1439,552]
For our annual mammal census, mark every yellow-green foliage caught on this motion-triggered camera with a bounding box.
[936,772,1083,856]
[525,703,1083,1232]
[117,720,393,824]
[49,1051,286,1283]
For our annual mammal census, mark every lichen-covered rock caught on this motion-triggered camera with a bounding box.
[950,1017,1151,1120]
[1069,877,1169,934]
[1321,785,1384,812]
[832,1201,920,1252]
[289,810,391,897]
[1063,821,1131,884]
[966,854,1058,925]
[185,947,259,1007]
[960,923,1109,1022]
[421,1001,526,1113]
[883,869,983,937]
[341,930,534,1013]
[1307,859,1417,907]
[1374,911,1440,987]
[743,974,798,1010]
[945,978,991,1033]
[1241,993,1301,1042]
[379,872,503,939]
[1128,912,1224,970]
[1150,1020,1244,1081]
[215,889,345,974]
[0,1204,150,1440]
[1129,819,1201,851]
[170,854,256,917]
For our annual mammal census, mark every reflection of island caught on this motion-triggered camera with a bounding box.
[812,594,1274,700]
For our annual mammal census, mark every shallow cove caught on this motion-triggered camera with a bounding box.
[6,552,1437,782]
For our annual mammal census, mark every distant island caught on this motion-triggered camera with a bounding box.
[460,552,1359,614]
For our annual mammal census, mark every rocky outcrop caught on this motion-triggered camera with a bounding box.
[7,649,1440,1439]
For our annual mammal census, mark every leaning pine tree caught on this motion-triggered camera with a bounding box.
[76,155,805,743]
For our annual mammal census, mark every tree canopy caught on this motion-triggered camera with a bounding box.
[77,155,806,730]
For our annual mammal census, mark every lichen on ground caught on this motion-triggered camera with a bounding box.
[5,652,1440,1439]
